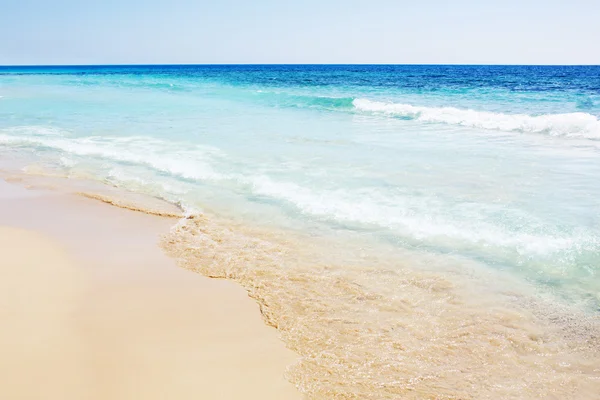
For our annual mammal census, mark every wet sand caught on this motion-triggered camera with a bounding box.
[0,179,301,400]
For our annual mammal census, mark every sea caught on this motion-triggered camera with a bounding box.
[1,65,600,399]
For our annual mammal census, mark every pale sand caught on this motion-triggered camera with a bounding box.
[0,180,302,400]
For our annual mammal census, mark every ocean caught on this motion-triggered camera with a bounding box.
[1,65,600,398]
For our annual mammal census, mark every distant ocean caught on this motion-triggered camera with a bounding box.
[1,65,600,398]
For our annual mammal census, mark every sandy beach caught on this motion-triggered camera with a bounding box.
[0,178,301,399]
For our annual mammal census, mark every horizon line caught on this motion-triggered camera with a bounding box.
[1,63,600,68]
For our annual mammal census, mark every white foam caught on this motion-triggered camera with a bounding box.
[249,175,598,256]
[0,130,226,182]
[59,156,76,167]
[353,99,600,138]
[107,167,150,186]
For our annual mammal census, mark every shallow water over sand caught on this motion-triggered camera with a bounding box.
[163,212,600,399]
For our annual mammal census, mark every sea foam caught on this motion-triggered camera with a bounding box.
[249,175,598,258]
[0,129,226,182]
[353,99,600,138]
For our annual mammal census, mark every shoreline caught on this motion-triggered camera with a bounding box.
[0,178,302,400]
[2,171,600,399]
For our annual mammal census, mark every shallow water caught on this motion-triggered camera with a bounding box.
[1,65,600,398]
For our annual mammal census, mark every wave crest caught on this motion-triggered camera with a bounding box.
[353,99,600,138]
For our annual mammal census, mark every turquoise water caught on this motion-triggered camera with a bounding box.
[1,65,600,397]
[2,65,599,306]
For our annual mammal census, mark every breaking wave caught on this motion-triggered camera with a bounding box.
[353,99,600,138]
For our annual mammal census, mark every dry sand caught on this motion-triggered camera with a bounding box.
[0,179,301,399]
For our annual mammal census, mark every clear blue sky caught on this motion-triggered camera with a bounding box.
[1,0,599,65]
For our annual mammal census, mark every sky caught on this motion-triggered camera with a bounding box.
[1,0,599,65]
